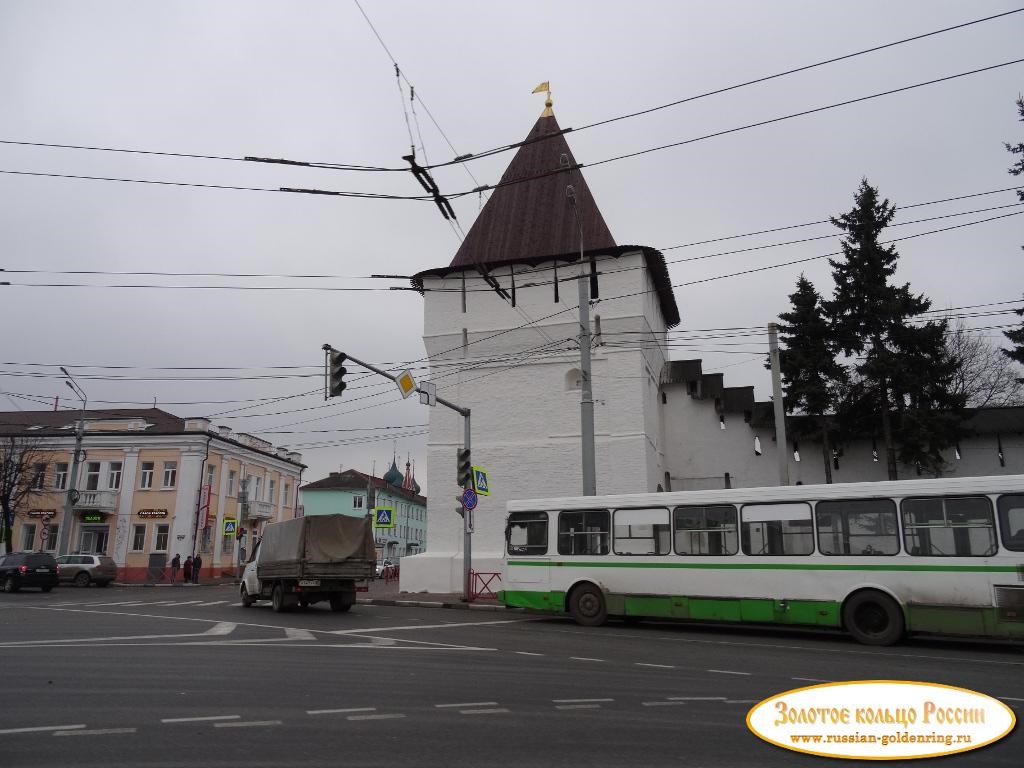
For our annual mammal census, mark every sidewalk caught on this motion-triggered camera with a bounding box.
[113,573,508,612]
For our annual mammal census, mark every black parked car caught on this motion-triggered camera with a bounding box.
[0,551,59,593]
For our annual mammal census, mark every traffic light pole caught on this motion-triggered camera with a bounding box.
[322,346,474,600]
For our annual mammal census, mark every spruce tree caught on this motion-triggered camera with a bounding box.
[823,179,965,478]
[1002,98,1024,370]
[777,274,846,482]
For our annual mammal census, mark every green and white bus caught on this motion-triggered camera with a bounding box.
[499,475,1024,645]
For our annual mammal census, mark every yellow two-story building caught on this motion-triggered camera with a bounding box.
[1,408,304,582]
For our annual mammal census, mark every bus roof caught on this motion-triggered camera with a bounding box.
[506,474,1024,512]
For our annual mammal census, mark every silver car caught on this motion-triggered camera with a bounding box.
[55,554,118,587]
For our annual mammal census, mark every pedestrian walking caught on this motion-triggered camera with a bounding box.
[183,555,193,584]
[193,553,203,584]
[170,553,181,584]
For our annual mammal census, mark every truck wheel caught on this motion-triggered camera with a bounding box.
[569,583,608,627]
[330,596,352,612]
[843,590,905,646]
[240,585,255,608]
[271,584,289,613]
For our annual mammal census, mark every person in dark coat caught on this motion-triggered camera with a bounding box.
[192,553,203,584]
[183,555,193,583]
[170,553,181,583]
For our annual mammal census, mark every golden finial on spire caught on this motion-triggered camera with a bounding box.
[532,81,553,117]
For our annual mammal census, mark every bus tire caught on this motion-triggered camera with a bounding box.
[843,590,904,646]
[569,583,608,627]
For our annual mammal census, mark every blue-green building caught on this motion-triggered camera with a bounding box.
[300,461,426,562]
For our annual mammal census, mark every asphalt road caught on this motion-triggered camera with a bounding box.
[1,584,1021,767]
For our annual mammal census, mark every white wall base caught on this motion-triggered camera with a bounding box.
[399,549,505,594]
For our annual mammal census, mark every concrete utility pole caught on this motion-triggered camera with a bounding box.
[768,324,790,486]
[566,180,597,496]
[323,346,474,599]
[55,368,87,556]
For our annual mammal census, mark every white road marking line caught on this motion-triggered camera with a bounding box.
[331,618,532,635]
[0,621,236,647]
[792,677,834,683]
[346,713,406,722]
[552,698,614,704]
[54,728,137,736]
[160,601,204,606]
[725,700,759,704]
[668,697,726,701]
[635,663,675,669]
[285,627,317,641]
[570,657,605,662]
[459,708,510,715]
[195,601,228,607]
[161,715,240,723]
[707,669,751,676]
[214,720,282,728]
[0,724,85,735]
[435,702,498,708]
[308,707,376,715]
[515,651,544,656]
[206,622,237,636]
[642,701,687,707]
[555,704,601,710]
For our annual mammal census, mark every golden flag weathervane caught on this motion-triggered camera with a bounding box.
[532,81,553,117]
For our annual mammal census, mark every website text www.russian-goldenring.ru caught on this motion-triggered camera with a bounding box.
[790,732,972,748]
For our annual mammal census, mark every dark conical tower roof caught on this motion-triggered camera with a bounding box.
[449,112,616,269]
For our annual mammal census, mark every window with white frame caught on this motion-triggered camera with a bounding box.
[162,461,177,488]
[353,495,365,510]
[253,476,262,501]
[206,464,216,489]
[54,463,68,490]
[284,483,291,505]
[154,524,169,551]
[199,526,213,554]
[222,530,235,554]
[85,461,101,491]
[108,461,122,490]
[43,524,59,551]
[21,523,37,550]
[30,463,46,490]
[227,469,236,497]
[269,479,277,504]
[131,524,146,552]
[140,461,155,489]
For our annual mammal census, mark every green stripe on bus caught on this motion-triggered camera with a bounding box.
[506,560,1020,573]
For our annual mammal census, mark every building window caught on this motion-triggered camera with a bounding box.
[54,463,68,490]
[85,462,101,491]
[269,479,277,504]
[31,463,46,490]
[43,524,59,552]
[222,531,235,555]
[206,464,216,489]
[154,524,169,552]
[162,462,177,489]
[140,462,155,489]
[131,524,146,552]
[253,476,262,501]
[108,462,123,490]
[228,470,236,497]
[284,483,291,505]
[21,523,37,550]
[199,526,213,554]
[353,495,365,510]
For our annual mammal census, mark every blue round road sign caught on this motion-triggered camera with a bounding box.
[461,488,479,511]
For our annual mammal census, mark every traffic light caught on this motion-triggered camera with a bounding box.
[328,350,348,397]
[457,448,472,487]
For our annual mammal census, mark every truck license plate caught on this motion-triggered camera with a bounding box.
[299,579,320,587]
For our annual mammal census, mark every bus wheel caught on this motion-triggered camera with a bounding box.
[569,583,608,627]
[843,590,904,646]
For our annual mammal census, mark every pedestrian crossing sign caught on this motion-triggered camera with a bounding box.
[472,466,490,496]
[374,507,395,529]
[223,518,237,535]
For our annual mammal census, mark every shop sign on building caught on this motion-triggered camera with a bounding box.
[138,509,168,518]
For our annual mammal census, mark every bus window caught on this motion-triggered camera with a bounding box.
[996,495,1024,552]
[902,496,997,557]
[741,503,813,556]
[506,512,549,555]
[816,499,899,555]
[558,510,610,556]
[673,505,738,556]
[613,508,670,555]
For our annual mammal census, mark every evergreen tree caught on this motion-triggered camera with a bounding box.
[777,274,847,482]
[822,179,965,478]
[1002,99,1024,370]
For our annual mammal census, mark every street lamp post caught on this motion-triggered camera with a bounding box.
[55,368,87,557]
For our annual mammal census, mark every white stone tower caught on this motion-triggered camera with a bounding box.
[401,102,680,592]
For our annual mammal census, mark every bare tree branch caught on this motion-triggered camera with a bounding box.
[946,319,1024,408]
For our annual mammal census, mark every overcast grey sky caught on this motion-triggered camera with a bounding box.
[1,1,1022,493]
